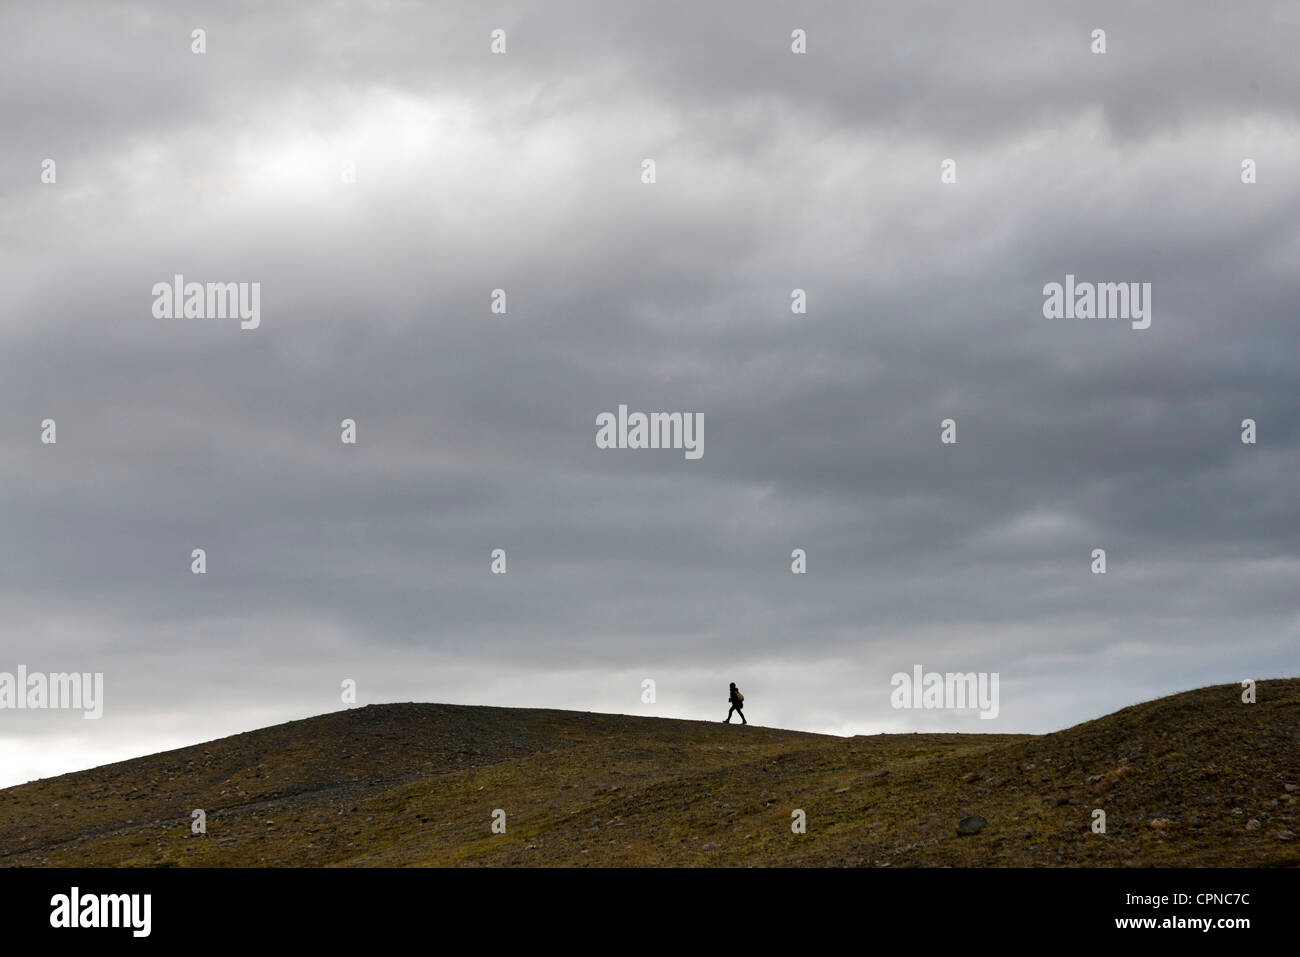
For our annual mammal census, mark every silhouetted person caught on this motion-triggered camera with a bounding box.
[725,682,747,724]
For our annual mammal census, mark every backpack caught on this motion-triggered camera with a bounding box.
[735,691,744,704]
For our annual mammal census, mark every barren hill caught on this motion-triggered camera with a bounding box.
[2,679,1297,867]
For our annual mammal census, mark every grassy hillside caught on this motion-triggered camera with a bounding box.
[1,679,1297,866]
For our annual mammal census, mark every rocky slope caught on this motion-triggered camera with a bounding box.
[1,679,1296,866]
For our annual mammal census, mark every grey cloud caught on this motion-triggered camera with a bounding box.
[0,0,1296,787]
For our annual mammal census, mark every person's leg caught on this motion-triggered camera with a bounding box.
[725,705,734,723]
[740,709,747,724]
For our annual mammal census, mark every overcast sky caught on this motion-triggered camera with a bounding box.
[2,1,1297,788]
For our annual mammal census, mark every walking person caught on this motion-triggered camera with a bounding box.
[725,682,747,724]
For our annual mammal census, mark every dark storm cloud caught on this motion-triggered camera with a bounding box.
[1,1,1296,784]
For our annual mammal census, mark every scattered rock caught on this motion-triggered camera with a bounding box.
[957,815,987,836]
[833,787,850,794]
[1150,818,1175,830]
[1245,819,1261,831]
[962,772,978,784]
[1275,829,1295,841]
[1098,764,1136,792]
